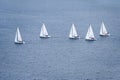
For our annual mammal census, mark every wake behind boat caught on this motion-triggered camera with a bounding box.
[69,23,80,39]
[40,23,51,38]
[100,22,110,36]
[14,27,24,44]
[85,24,96,41]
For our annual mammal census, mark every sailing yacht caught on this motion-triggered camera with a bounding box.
[100,22,110,36]
[14,27,24,44]
[40,23,51,38]
[69,24,79,39]
[85,24,96,41]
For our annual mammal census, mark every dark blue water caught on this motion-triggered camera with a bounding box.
[0,0,120,80]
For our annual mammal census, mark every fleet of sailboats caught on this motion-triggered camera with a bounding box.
[69,24,79,39]
[14,22,110,44]
[100,22,110,36]
[40,23,51,38]
[14,27,24,44]
[85,24,96,41]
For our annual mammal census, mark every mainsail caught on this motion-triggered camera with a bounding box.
[69,24,79,39]
[40,23,50,38]
[85,24,96,40]
[100,22,109,36]
[15,27,23,43]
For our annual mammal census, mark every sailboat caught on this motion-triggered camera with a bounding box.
[69,24,79,39]
[100,22,110,36]
[14,27,24,44]
[40,23,51,38]
[85,24,96,41]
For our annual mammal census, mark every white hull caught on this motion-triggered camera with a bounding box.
[85,38,96,41]
[14,41,24,44]
[40,35,51,38]
[100,33,110,36]
[69,36,80,39]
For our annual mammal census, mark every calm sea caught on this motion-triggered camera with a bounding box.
[0,0,120,80]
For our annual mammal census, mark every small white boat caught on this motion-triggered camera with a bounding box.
[69,24,79,39]
[14,27,24,44]
[100,22,110,36]
[85,24,96,41]
[40,23,51,38]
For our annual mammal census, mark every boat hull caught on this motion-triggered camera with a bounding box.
[40,36,51,38]
[14,41,24,44]
[85,38,96,41]
[100,34,110,36]
[69,36,80,39]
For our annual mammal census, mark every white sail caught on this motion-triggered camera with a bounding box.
[69,24,79,39]
[100,22,109,36]
[15,27,23,43]
[40,23,50,38]
[85,24,96,40]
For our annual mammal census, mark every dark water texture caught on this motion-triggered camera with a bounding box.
[0,0,120,80]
